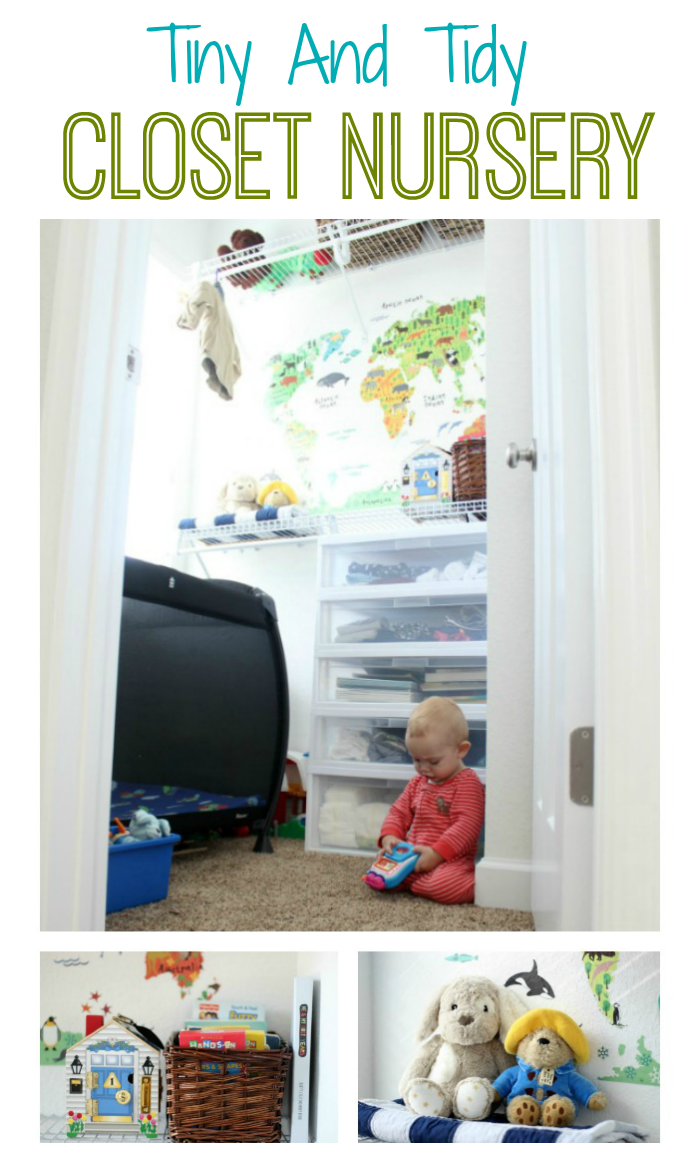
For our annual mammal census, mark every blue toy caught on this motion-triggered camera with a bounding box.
[111,809,172,845]
[363,842,420,891]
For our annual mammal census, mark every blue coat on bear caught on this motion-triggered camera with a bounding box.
[493,1055,599,1115]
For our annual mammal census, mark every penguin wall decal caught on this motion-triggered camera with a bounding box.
[41,1016,61,1051]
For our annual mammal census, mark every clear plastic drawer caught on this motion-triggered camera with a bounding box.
[306,773,409,853]
[315,653,488,707]
[305,771,486,859]
[313,713,488,771]
[319,530,487,590]
[319,596,487,647]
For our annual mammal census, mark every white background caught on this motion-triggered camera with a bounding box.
[16,0,689,1153]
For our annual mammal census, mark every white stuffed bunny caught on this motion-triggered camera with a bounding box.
[399,975,528,1122]
[217,474,260,513]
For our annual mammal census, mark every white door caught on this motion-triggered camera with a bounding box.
[530,220,596,931]
[528,220,659,931]
[484,218,659,932]
[479,219,595,929]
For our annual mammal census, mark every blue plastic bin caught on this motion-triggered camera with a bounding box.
[106,833,181,913]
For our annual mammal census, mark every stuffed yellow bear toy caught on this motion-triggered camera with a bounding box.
[492,1008,607,1128]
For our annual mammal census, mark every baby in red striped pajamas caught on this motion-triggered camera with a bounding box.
[378,697,485,904]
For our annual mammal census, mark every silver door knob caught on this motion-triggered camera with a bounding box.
[506,439,537,471]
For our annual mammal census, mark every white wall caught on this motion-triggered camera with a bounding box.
[150,219,211,277]
[476,220,534,909]
[41,950,337,1141]
[359,951,660,1142]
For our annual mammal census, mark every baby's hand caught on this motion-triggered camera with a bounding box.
[379,835,402,854]
[413,846,445,873]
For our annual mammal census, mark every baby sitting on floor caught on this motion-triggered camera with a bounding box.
[376,698,485,904]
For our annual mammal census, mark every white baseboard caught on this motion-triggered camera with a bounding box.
[475,857,532,913]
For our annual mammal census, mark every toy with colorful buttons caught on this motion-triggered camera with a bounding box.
[363,841,419,891]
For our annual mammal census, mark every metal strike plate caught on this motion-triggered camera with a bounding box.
[570,727,594,805]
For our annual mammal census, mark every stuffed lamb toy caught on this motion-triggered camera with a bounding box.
[399,975,529,1121]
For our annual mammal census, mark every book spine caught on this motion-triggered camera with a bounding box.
[290,977,314,1143]
[179,1031,246,1051]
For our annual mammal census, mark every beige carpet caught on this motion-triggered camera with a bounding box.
[106,837,534,932]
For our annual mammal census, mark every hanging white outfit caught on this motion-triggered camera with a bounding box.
[177,281,241,401]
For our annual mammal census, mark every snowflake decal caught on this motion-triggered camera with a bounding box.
[597,1047,609,1060]
[650,1067,660,1084]
[624,1066,637,1080]
[638,1050,653,1067]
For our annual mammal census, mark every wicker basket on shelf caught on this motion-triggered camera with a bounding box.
[165,1041,292,1143]
[431,219,485,242]
[316,219,423,266]
[451,437,487,502]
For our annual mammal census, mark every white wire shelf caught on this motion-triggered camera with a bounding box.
[193,219,485,295]
[177,500,487,555]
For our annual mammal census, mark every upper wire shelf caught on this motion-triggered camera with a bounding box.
[192,219,485,293]
[177,500,487,554]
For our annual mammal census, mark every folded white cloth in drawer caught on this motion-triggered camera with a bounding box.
[319,827,358,848]
[319,803,352,825]
[324,786,370,806]
[328,728,371,762]
[355,802,390,844]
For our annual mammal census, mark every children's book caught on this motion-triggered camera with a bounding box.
[179,1030,247,1051]
[179,1028,267,1051]
[290,977,313,1143]
[193,1001,265,1023]
[427,667,487,680]
[184,1020,267,1032]
[200,1060,243,1075]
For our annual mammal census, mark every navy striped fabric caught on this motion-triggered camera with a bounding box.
[358,1099,648,1144]
[502,1127,562,1142]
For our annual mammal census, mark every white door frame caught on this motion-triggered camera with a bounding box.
[586,221,660,931]
[530,219,659,931]
[530,219,597,932]
[41,219,151,931]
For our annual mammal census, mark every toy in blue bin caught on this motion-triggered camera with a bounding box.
[363,841,419,891]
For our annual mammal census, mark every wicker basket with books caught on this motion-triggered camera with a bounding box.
[451,436,487,502]
[165,1040,292,1142]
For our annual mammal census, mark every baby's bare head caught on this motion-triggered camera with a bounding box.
[406,697,470,748]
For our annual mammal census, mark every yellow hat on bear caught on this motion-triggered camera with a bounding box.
[257,480,298,506]
[504,1008,590,1064]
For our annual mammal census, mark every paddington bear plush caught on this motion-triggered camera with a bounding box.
[492,1008,608,1128]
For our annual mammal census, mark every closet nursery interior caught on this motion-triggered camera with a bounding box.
[107,216,523,933]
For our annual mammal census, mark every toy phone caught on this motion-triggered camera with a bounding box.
[362,841,420,891]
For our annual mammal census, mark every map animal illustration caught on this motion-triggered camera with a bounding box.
[266,296,485,511]
[504,960,555,998]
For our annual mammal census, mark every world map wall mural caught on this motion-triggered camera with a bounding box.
[265,294,486,511]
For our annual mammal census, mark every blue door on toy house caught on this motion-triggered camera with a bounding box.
[415,452,440,499]
[91,1055,135,1119]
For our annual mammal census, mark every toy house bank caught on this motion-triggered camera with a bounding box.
[65,1016,162,1137]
